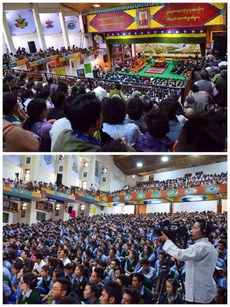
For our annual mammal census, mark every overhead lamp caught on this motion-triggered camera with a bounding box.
[56,204,61,210]
[94,4,100,7]
[136,162,143,168]
[22,202,27,210]
[161,156,168,162]
[81,204,85,210]
[102,167,108,174]
[132,175,136,179]
[84,162,89,167]
[182,196,206,202]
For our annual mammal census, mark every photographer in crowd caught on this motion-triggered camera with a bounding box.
[160,219,218,304]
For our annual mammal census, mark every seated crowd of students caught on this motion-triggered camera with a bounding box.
[3,60,227,152]
[3,211,227,304]
[3,171,227,198]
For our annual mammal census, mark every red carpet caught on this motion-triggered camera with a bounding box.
[145,62,168,74]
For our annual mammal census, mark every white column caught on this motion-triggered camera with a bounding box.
[59,6,70,48]
[3,11,16,54]
[32,3,47,50]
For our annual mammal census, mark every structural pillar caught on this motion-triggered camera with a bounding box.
[32,3,47,51]
[59,5,70,48]
[3,12,15,54]
[169,201,173,214]
[217,198,222,214]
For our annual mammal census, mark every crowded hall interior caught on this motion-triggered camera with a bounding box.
[3,154,227,304]
[3,3,227,152]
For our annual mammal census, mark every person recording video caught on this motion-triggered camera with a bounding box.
[160,219,218,304]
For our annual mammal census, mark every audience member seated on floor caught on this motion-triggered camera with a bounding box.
[18,272,42,304]
[2,211,227,304]
[83,282,100,304]
[3,119,40,152]
[174,112,226,152]
[159,99,184,142]
[100,281,123,304]
[47,91,66,121]
[52,93,103,152]
[157,278,184,304]
[102,96,141,146]
[35,86,53,109]
[109,82,126,100]
[184,84,214,113]
[215,69,227,107]
[3,93,22,125]
[126,97,147,133]
[94,81,108,101]
[22,98,52,152]
[135,108,174,152]
[195,69,218,98]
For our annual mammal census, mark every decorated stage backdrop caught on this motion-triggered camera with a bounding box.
[87,3,226,32]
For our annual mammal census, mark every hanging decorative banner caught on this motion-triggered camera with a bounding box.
[153,3,221,27]
[40,13,62,35]
[65,15,80,34]
[87,3,224,32]
[89,10,134,32]
[5,9,36,36]
[55,68,66,75]
[84,63,92,74]
[39,155,56,174]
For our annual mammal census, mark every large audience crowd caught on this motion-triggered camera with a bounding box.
[3,211,227,304]
[3,45,94,65]
[3,171,227,198]
[3,51,227,152]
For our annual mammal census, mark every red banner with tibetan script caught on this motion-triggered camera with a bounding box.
[154,3,220,27]
[90,11,134,32]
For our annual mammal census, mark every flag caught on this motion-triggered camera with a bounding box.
[40,13,62,35]
[5,9,36,36]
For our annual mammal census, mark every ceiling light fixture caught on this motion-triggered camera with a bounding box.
[94,4,100,7]
[161,156,169,162]
[136,162,143,168]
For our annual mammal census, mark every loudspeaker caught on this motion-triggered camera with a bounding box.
[68,206,73,214]
[56,173,62,185]
[213,34,227,58]
[28,41,37,54]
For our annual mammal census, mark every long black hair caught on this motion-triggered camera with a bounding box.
[22,98,47,131]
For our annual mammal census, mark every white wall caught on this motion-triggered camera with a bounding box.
[126,175,141,187]
[222,200,227,212]
[3,162,22,181]
[147,203,170,213]
[173,200,217,213]
[154,162,227,181]
[12,33,40,53]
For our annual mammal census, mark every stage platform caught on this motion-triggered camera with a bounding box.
[119,59,186,80]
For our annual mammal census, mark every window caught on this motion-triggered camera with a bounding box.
[82,181,87,189]
[59,166,63,172]
[102,177,106,182]
[195,171,203,176]
[83,172,88,177]
[185,173,192,178]
[24,169,30,181]
[26,157,31,164]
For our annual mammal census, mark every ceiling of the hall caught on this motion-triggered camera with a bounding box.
[112,155,227,176]
[62,3,135,14]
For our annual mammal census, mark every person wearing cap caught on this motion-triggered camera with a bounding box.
[160,219,218,303]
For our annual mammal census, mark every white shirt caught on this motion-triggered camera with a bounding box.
[163,238,218,303]
[33,259,46,273]
[50,117,72,151]
[93,86,108,101]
